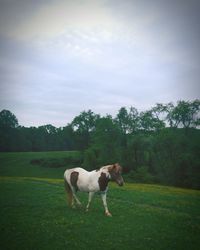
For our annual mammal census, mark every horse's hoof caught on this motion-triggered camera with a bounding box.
[105,211,112,217]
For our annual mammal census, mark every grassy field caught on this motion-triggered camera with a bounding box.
[0,152,200,250]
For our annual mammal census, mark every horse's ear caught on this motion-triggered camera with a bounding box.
[109,163,119,171]
[112,163,119,169]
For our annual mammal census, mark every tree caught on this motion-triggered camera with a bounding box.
[125,134,154,172]
[115,107,129,134]
[71,110,100,150]
[0,110,18,128]
[153,128,200,188]
[115,106,139,134]
[160,102,178,128]
[160,100,200,129]
[38,125,59,151]
[71,110,100,133]
[0,110,19,151]
[129,106,140,133]
[192,99,200,127]
[58,125,75,150]
[169,100,200,130]
[89,116,122,166]
[139,110,165,131]
[151,103,167,123]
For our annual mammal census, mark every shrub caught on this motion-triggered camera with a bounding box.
[127,166,156,183]
[83,148,98,171]
[30,156,83,168]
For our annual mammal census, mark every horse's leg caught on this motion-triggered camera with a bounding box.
[71,196,76,208]
[101,192,112,217]
[86,192,95,212]
[71,188,82,206]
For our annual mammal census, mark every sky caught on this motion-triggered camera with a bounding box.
[0,0,200,127]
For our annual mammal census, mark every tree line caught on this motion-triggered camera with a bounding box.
[0,100,200,189]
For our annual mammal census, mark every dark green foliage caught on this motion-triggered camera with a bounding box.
[115,106,140,133]
[30,155,83,169]
[139,110,165,131]
[82,117,123,170]
[0,100,200,189]
[153,128,200,189]
[83,147,98,170]
[71,110,100,150]
[126,166,156,183]
[0,109,18,128]
[91,116,122,166]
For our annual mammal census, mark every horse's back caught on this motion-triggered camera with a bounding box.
[64,167,98,192]
[64,167,88,175]
[64,167,89,182]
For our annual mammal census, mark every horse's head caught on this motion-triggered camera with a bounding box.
[108,163,124,186]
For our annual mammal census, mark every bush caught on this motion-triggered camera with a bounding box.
[30,156,83,168]
[127,166,156,184]
[83,148,98,171]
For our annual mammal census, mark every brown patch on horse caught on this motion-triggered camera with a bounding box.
[98,172,109,191]
[70,171,79,191]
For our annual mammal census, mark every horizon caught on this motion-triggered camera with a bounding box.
[1,98,199,128]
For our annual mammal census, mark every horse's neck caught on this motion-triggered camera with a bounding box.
[99,167,110,177]
[89,167,109,177]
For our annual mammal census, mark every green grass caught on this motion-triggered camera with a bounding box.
[0,152,200,250]
[0,151,80,178]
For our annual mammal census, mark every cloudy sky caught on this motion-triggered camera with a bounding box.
[0,0,200,127]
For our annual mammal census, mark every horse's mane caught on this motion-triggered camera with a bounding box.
[96,163,121,172]
[101,164,112,169]
[96,164,112,171]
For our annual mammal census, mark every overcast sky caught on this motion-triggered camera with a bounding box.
[0,0,200,127]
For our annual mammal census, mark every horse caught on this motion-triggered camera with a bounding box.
[64,163,124,217]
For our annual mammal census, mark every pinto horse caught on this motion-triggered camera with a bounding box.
[64,163,124,216]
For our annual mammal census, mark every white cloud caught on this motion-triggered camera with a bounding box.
[5,0,118,40]
[0,0,199,126]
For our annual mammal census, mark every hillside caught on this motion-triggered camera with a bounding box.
[0,152,199,250]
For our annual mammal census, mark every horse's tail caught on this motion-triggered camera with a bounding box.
[64,174,73,207]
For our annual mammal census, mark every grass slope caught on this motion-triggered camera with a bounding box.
[0,152,200,250]
[0,151,80,178]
